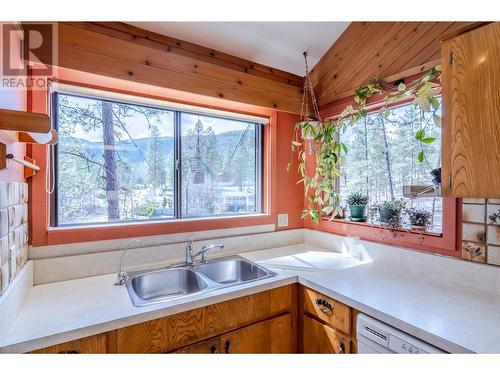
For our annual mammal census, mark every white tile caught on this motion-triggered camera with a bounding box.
[0,209,8,237]
[463,198,486,204]
[0,236,8,265]
[20,204,28,225]
[0,183,9,209]
[9,247,17,282]
[487,225,500,246]
[0,262,9,294]
[487,204,500,225]
[462,222,486,242]
[19,183,28,204]
[487,198,500,204]
[487,245,500,266]
[7,183,19,206]
[462,203,485,223]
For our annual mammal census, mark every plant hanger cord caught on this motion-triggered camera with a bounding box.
[302,51,321,121]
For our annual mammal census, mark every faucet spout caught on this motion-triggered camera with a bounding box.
[115,238,145,286]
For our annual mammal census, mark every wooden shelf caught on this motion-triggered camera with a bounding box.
[0,109,51,133]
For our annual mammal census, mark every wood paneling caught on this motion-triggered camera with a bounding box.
[310,22,479,106]
[441,22,500,197]
[221,313,294,353]
[48,22,303,113]
[115,285,295,353]
[302,315,350,354]
[30,333,107,354]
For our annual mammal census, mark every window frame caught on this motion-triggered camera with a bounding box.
[310,83,460,258]
[50,90,265,228]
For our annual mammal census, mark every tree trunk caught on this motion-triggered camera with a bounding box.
[102,101,120,220]
[380,116,395,200]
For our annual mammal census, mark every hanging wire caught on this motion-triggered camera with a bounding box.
[302,51,321,121]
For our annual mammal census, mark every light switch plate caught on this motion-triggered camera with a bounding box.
[277,214,288,228]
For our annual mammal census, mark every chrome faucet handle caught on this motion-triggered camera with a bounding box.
[115,238,145,286]
[196,243,224,263]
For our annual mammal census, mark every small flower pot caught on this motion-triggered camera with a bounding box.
[379,207,397,223]
[349,204,366,220]
[301,121,321,140]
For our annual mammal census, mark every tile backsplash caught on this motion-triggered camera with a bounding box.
[462,198,500,266]
[0,182,29,295]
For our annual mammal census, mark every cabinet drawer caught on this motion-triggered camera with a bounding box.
[30,333,107,354]
[303,315,350,354]
[303,287,351,334]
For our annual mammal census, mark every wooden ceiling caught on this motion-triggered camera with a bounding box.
[310,22,477,107]
[54,22,304,113]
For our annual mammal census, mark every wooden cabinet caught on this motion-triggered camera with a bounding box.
[441,22,500,197]
[301,286,357,353]
[115,285,296,353]
[173,338,221,354]
[303,315,349,354]
[221,313,293,354]
[30,333,108,354]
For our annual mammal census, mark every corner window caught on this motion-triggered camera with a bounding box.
[338,101,442,233]
[52,90,263,227]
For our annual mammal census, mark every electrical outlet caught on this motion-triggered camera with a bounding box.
[277,214,288,228]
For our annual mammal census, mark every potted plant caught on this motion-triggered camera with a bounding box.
[406,208,432,231]
[347,192,368,222]
[300,115,322,140]
[377,199,406,228]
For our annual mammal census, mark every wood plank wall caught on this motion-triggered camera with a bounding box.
[52,22,304,113]
[309,22,478,107]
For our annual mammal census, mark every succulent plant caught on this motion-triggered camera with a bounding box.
[347,192,369,206]
[406,208,432,227]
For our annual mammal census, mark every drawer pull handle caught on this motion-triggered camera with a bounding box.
[209,344,217,354]
[224,339,231,354]
[315,298,333,314]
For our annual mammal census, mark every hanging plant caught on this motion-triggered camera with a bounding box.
[289,62,442,223]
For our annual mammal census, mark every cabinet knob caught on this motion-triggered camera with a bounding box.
[224,339,231,354]
[315,298,333,314]
[339,343,345,354]
[209,344,217,354]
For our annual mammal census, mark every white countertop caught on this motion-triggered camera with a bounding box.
[1,244,500,353]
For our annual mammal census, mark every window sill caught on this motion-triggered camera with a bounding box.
[41,213,274,246]
[324,217,443,238]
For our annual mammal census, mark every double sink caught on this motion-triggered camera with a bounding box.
[124,257,277,307]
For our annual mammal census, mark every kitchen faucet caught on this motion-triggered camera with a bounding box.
[115,238,145,286]
[185,240,224,266]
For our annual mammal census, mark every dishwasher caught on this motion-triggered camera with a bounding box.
[357,314,446,353]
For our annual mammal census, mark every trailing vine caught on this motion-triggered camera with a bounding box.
[289,65,442,223]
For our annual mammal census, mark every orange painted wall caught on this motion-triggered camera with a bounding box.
[0,22,27,183]
[28,68,303,246]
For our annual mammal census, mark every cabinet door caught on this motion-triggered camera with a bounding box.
[442,23,500,197]
[172,338,221,354]
[30,333,107,354]
[221,313,294,354]
[303,315,350,354]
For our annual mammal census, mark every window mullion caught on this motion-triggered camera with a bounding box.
[174,111,182,220]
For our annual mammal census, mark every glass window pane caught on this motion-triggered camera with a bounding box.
[56,93,175,225]
[180,113,259,218]
[339,102,443,232]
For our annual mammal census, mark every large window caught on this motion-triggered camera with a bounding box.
[52,90,263,227]
[338,101,442,232]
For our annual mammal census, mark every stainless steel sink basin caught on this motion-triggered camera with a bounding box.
[197,258,274,284]
[124,256,276,307]
[127,268,210,306]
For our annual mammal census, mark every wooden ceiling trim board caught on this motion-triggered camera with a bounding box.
[59,24,302,100]
[58,45,301,113]
[87,22,304,87]
[316,22,409,104]
[309,22,364,84]
[370,22,441,82]
[312,23,403,100]
[397,22,456,73]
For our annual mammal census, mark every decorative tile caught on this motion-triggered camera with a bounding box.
[463,198,486,204]
[462,203,485,223]
[0,183,8,209]
[9,247,16,282]
[19,183,28,203]
[1,262,9,293]
[21,203,28,224]
[16,245,28,273]
[487,245,500,266]
[487,204,500,225]
[0,236,8,265]
[461,241,486,263]
[487,225,500,246]
[462,222,486,242]
[0,209,8,237]
[7,182,19,206]
[487,198,500,204]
